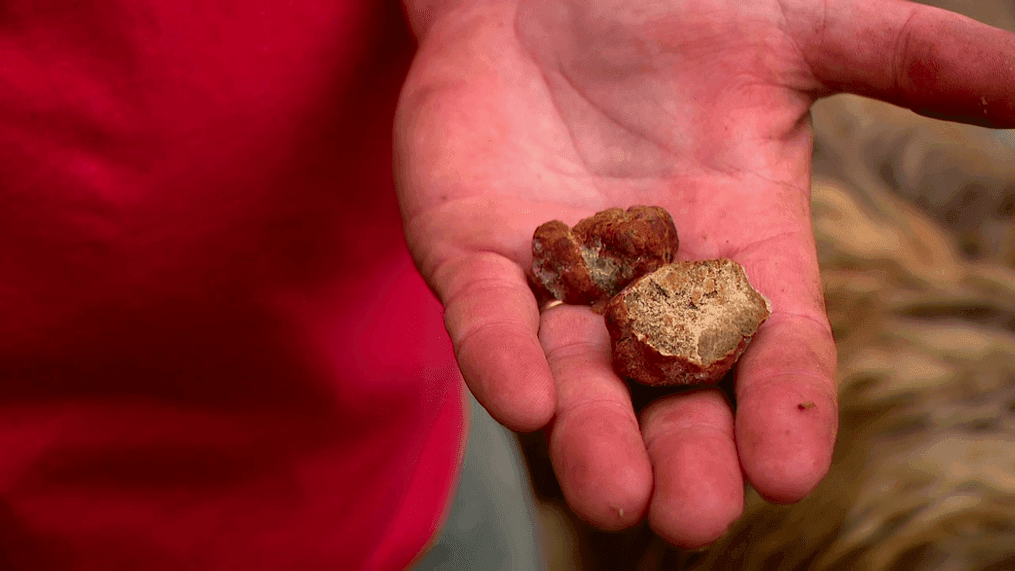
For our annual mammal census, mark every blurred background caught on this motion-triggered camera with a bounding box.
[519,1,1015,569]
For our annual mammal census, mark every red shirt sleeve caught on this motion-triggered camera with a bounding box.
[0,1,465,568]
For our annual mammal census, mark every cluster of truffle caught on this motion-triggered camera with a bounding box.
[531,206,771,386]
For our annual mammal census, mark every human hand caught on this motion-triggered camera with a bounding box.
[395,0,1015,547]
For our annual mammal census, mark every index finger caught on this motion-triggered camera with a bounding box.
[733,229,839,503]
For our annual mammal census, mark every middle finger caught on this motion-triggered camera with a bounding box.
[640,388,744,548]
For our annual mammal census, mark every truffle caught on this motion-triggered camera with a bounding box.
[532,206,679,305]
[604,259,771,386]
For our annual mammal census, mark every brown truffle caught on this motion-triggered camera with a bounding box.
[604,259,771,386]
[532,206,679,305]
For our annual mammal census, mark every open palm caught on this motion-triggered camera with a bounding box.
[395,0,1015,547]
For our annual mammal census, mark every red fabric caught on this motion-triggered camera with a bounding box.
[0,1,465,569]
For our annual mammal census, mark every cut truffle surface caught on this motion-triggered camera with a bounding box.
[605,259,771,386]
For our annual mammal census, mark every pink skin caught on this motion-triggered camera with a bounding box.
[396,0,1015,548]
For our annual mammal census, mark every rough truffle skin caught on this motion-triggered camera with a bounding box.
[604,259,771,386]
[532,206,679,305]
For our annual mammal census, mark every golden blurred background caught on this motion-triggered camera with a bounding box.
[523,1,1015,569]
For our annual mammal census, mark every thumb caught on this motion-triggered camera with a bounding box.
[793,0,1015,127]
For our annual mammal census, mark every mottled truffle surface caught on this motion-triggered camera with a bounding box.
[532,206,679,305]
[604,259,771,386]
